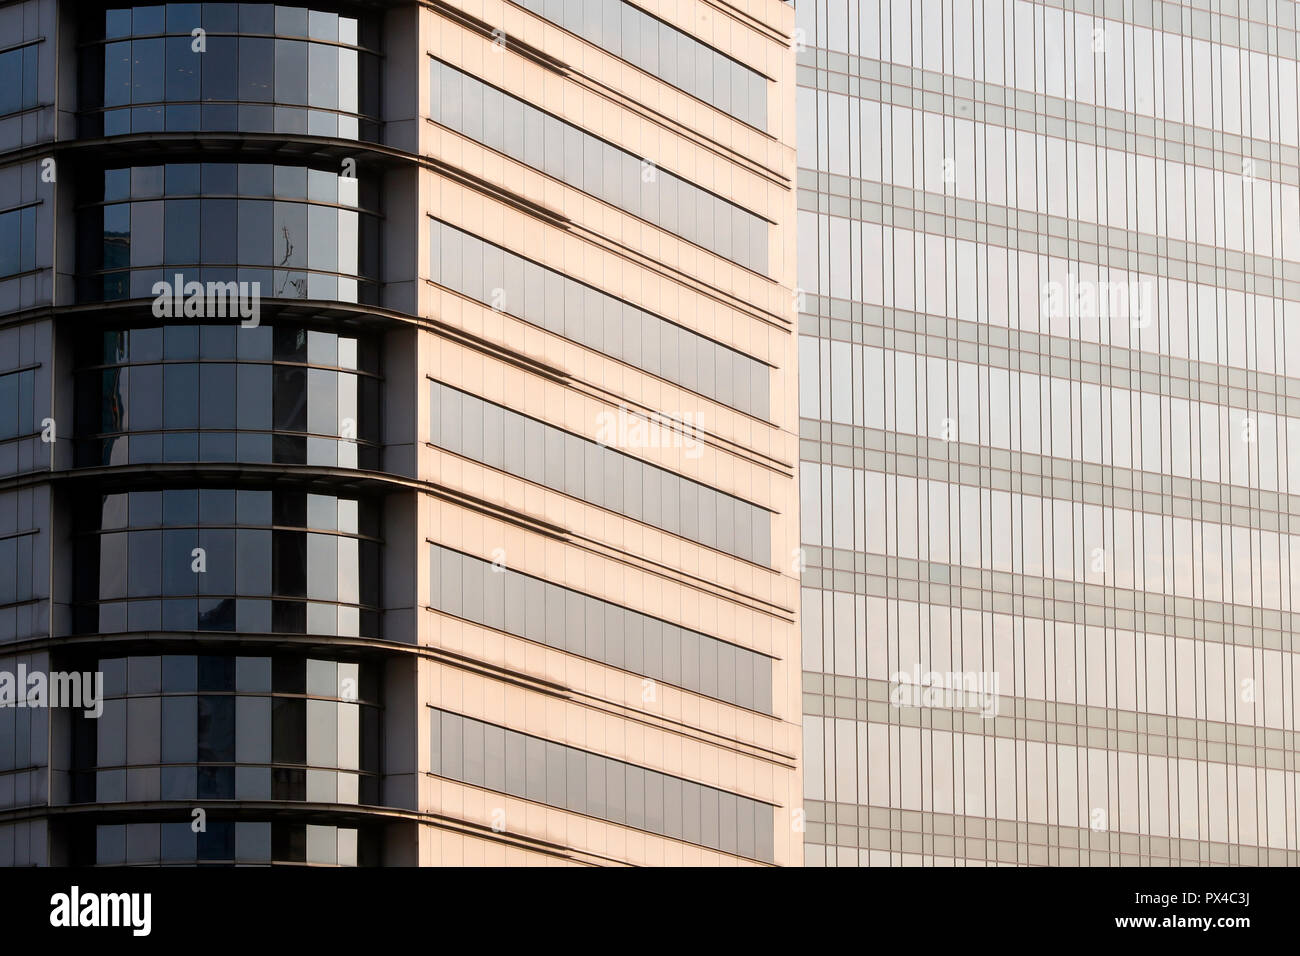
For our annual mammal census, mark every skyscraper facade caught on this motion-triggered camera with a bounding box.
[0,0,802,866]
[797,0,1300,864]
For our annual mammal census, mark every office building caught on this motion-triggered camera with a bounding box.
[0,0,802,866]
[797,0,1300,864]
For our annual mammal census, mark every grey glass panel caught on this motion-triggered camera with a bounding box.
[202,34,238,101]
[645,768,665,835]
[428,544,772,711]
[429,382,770,564]
[625,765,645,830]
[234,363,272,430]
[235,695,272,763]
[132,38,165,102]
[504,729,526,797]
[164,36,200,101]
[511,0,766,127]
[198,363,238,428]
[128,200,163,267]
[524,734,546,804]
[306,698,337,768]
[701,787,720,851]
[161,695,198,763]
[483,723,506,792]
[428,220,768,417]
[235,822,272,862]
[440,711,463,780]
[102,41,132,108]
[605,755,625,824]
[428,61,767,273]
[0,207,35,278]
[307,41,339,110]
[545,741,567,806]
[236,198,273,264]
[90,162,375,307]
[433,710,773,862]
[239,37,273,102]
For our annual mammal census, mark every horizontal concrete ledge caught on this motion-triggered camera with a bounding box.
[0,799,600,863]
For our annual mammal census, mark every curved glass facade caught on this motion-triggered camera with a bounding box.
[78,3,382,141]
[74,323,382,469]
[69,652,381,807]
[87,820,374,866]
[72,488,383,637]
[0,367,35,442]
[1,0,801,871]
[77,161,381,304]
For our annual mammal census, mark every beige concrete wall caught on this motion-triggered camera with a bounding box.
[415,0,800,866]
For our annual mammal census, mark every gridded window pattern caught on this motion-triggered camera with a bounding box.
[0,323,52,486]
[0,652,48,812]
[795,207,1300,386]
[0,368,35,442]
[429,708,775,862]
[799,597,1300,752]
[91,821,368,866]
[0,821,44,866]
[70,654,381,807]
[429,380,772,564]
[429,59,769,274]
[800,0,1300,144]
[79,3,380,139]
[796,0,1300,866]
[429,543,774,712]
[77,162,380,303]
[510,0,767,129]
[0,42,38,117]
[72,488,382,637]
[800,465,1300,609]
[0,486,47,645]
[0,206,36,278]
[428,219,770,418]
[796,92,1300,261]
[74,323,381,469]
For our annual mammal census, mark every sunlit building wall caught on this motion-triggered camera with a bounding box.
[796,0,1300,865]
[0,0,802,867]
